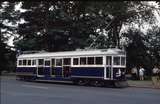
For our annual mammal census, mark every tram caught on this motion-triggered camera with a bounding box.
[16,48,128,87]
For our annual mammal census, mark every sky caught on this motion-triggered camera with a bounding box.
[6,1,160,47]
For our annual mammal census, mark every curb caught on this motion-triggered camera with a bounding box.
[1,73,16,76]
[129,85,160,89]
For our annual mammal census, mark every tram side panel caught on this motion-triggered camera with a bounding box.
[54,67,63,77]
[70,67,104,80]
[16,67,37,80]
[36,67,63,80]
[43,67,51,78]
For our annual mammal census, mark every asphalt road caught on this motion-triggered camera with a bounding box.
[1,76,160,104]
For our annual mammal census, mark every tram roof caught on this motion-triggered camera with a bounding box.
[18,48,125,59]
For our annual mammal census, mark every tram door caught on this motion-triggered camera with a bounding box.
[37,59,45,77]
[62,58,71,78]
[105,56,112,79]
[51,58,56,76]
[44,59,51,77]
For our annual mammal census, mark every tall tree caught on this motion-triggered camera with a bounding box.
[15,1,98,51]
[145,26,160,65]
[122,29,152,75]
[0,1,19,73]
[15,1,158,51]
[86,1,157,48]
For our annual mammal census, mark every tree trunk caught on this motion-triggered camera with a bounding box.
[112,21,123,48]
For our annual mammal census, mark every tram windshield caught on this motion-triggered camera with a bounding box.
[113,57,120,65]
[121,57,126,66]
[113,56,126,66]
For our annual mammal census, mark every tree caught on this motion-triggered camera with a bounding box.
[15,1,157,51]
[123,29,152,75]
[0,1,19,73]
[145,26,160,65]
[84,1,157,48]
[15,1,100,51]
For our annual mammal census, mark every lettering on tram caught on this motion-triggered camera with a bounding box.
[16,48,128,87]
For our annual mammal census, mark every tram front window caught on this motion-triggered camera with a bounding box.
[121,57,126,66]
[19,60,22,66]
[106,56,111,65]
[113,57,120,65]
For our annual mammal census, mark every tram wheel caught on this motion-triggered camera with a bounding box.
[90,81,104,87]
[78,79,89,86]
[72,79,79,85]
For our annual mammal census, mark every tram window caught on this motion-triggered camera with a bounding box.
[19,60,22,66]
[73,58,79,65]
[106,56,112,65]
[32,60,36,65]
[63,58,71,65]
[80,57,86,65]
[95,57,103,65]
[88,57,94,65]
[56,59,62,66]
[121,57,126,65]
[38,59,44,65]
[52,59,55,66]
[113,57,120,65]
[23,60,27,66]
[45,60,50,66]
[28,60,31,66]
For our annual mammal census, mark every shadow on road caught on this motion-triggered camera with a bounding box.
[24,80,123,89]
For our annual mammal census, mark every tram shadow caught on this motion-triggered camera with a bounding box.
[16,77,128,88]
[28,80,125,88]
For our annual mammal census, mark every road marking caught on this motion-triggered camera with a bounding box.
[22,84,49,89]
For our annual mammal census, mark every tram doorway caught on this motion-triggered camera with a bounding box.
[62,58,71,78]
[63,66,71,78]
[104,56,112,80]
[105,66,112,79]
[37,59,45,77]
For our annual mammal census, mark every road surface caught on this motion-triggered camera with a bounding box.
[1,76,160,104]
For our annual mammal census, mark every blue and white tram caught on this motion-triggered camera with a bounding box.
[16,48,128,87]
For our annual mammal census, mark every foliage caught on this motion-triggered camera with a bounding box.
[84,1,156,48]
[14,1,157,51]
[15,1,92,51]
[1,1,160,75]
[123,29,152,75]
[145,26,160,65]
[0,1,19,73]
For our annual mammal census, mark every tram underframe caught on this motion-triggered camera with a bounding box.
[72,78,128,87]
